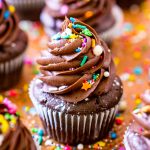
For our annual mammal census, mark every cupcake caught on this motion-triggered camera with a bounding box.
[116,0,145,9]
[29,17,123,145]
[0,0,28,91]
[40,0,123,43]
[6,0,45,21]
[0,98,37,149]
[124,89,150,150]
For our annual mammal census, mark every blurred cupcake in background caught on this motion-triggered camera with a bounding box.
[0,0,28,91]
[0,98,37,150]
[124,89,150,150]
[116,0,145,9]
[6,0,45,21]
[40,0,123,44]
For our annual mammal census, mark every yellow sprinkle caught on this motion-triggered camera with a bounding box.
[70,34,77,39]
[97,141,106,147]
[133,51,141,59]
[84,11,94,18]
[11,117,16,124]
[68,23,72,28]
[0,95,3,102]
[92,39,95,48]
[9,5,15,13]
[0,115,9,134]
[25,106,30,112]
[23,84,28,92]
[128,74,136,82]
[114,57,120,66]
[135,98,142,105]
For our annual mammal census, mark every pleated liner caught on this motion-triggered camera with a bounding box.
[0,53,24,91]
[29,80,119,145]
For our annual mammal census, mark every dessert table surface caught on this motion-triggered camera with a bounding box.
[1,1,150,150]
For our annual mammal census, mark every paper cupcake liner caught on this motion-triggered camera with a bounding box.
[29,80,119,144]
[0,53,25,91]
[100,5,124,43]
[6,0,45,9]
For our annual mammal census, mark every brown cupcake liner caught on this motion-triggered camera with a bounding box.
[29,80,119,145]
[6,0,45,9]
[0,53,25,91]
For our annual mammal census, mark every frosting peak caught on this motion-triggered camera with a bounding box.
[0,0,19,46]
[37,17,116,103]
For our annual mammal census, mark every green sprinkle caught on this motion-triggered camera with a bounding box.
[38,136,43,145]
[32,128,38,133]
[16,112,20,116]
[81,29,92,37]
[4,113,11,120]
[93,74,97,81]
[80,55,88,67]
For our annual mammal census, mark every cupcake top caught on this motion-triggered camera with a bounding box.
[124,90,150,150]
[37,17,119,103]
[0,0,28,62]
[0,98,36,150]
[43,0,115,33]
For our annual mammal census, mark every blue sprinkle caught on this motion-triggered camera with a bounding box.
[110,132,117,139]
[52,34,61,40]
[70,17,76,23]
[75,48,81,53]
[38,129,44,136]
[4,10,10,19]
[134,67,143,75]
[61,35,70,39]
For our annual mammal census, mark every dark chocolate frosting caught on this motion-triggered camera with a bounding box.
[0,0,28,62]
[0,99,36,150]
[42,0,115,33]
[0,0,18,45]
[37,17,117,103]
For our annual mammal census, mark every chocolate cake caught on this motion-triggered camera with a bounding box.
[29,17,123,145]
[0,0,28,91]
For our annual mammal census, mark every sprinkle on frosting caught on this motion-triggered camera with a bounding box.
[37,16,116,103]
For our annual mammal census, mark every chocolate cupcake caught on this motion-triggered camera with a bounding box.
[124,90,150,150]
[29,17,123,145]
[6,0,45,21]
[40,0,123,43]
[116,0,145,9]
[0,98,37,150]
[0,0,28,91]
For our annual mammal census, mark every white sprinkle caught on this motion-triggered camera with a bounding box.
[104,71,110,77]
[77,144,84,150]
[59,86,67,90]
[45,139,54,146]
[119,100,127,112]
[93,45,103,56]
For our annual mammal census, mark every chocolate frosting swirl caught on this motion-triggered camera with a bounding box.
[0,0,19,46]
[37,17,116,103]
[0,103,36,150]
[44,0,115,33]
